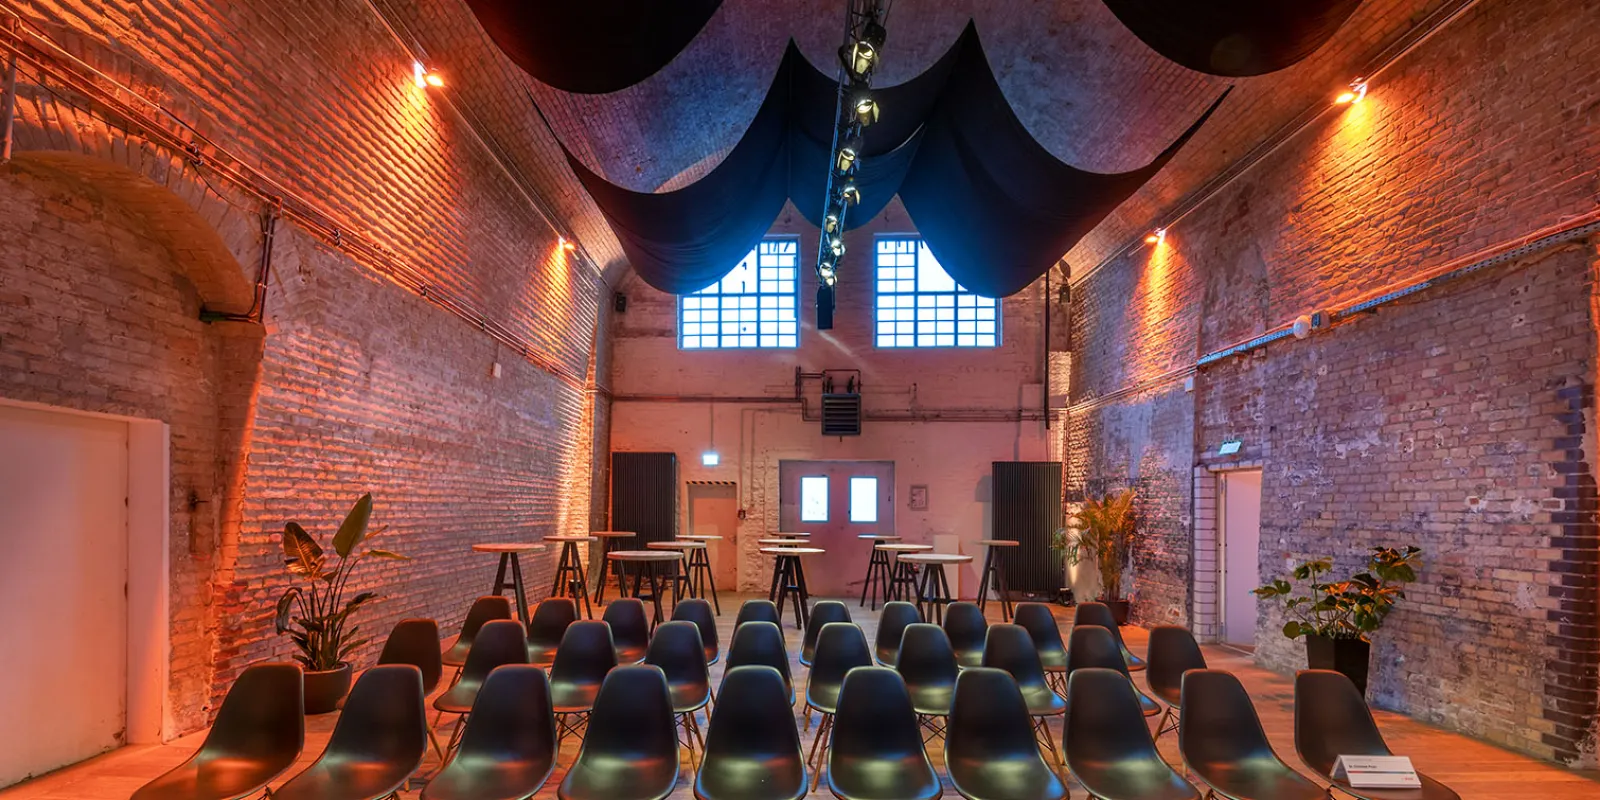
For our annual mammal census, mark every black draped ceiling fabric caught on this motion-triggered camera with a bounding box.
[1101,0,1364,77]
[563,23,1226,296]
[464,0,722,94]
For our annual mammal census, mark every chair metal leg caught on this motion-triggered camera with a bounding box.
[1154,705,1180,740]
[807,713,834,792]
[1034,716,1065,768]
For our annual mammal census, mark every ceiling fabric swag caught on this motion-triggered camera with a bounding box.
[1101,0,1365,76]
[464,0,723,94]
[563,23,1226,297]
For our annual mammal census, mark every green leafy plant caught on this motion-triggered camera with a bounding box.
[1253,546,1422,641]
[1054,489,1138,601]
[274,494,409,671]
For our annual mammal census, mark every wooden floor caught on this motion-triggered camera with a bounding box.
[3,594,1595,800]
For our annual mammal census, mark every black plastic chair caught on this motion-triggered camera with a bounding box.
[646,620,713,767]
[1014,603,1068,691]
[272,664,427,800]
[445,595,515,668]
[695,665,808,800]
[435,620,529,753]
[672,597,722,664]
[131,663,304,800]
[1066,667,1199,800]
[1146,625,1207,739]
[875,601,922,666]
[1074,601,1145,671]
[1067,625,1161,716]
[558,665,680,800]
[735,598,781,629]
[1179,669,1327,800]
[942,601,988,669]
[895,623,959,721]
[945,667,1069,800]
[526,597,578,668]
[604,598,651,664]
[549,620,618,745]
[422,665,557,800]
[802,622,873,763]
[379,618,444,694]
[982,623,1066,767]
[1295,670,1461,800]
[801,600,853,667]
[723,620,795,703]
[825,667,942,800]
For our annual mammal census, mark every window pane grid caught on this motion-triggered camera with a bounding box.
[681,239,800,349]
[874,237,1000,348]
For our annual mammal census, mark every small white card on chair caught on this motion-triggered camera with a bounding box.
[1332,755,1422,788]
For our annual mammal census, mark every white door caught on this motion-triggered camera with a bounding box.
[0,404,129,787]
[1220,470,1262,648]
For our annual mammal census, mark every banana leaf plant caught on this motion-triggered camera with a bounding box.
[1052,489,1138,601]
[274,494,409,671]
[1253,546,1422,641]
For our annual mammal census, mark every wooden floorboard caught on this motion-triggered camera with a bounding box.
[2,594,1595,800]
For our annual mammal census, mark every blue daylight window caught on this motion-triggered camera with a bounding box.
[874,237,999,348]
[680,239,800,349]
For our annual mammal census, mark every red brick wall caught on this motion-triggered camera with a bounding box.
[1,0,604,734]
[1068,0,1600,763]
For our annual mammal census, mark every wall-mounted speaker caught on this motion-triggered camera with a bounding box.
[614,292,628,313]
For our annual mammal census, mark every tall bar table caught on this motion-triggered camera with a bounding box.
[607,550,684,629]
[875,543,933,602]
[675,534,724,614]
[899,552,973,625]
[543,535,597,619]
[857,533,902,610]
[760,546,824,630]
[976,539,1019,621]
[470,542,547,624]
[590,531,636,604]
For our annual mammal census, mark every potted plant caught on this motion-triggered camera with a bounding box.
[1253,546,1422,695]
[275,493,408,713]
[1054,488,1137,623]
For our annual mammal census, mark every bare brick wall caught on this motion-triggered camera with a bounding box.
[1067,0,1600,763]
[1,0,605,734]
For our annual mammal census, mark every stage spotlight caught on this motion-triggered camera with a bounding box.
[824,212,841,233]
[839,19,886,79]
[819,263,837,286]
[835,138,861,174]
[839,180,861,206]
[853,93,879,126]
[828,233,845,257]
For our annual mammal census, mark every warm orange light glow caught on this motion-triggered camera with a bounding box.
[413,62,444,89]
[558,236,576,252]
[1335,79,1368,105]
[425,71,444,88]
[1144,227,1167,245]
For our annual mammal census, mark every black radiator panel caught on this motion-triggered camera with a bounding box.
[611,452,678,545]
[992,461,1064,595]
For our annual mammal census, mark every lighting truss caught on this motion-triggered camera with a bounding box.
[815,0,889,328]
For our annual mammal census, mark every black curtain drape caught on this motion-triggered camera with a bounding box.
[1101,0,1364,76]
[564,23,1226,296]
[465,0,722,94]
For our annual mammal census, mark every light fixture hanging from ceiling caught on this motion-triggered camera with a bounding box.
[815,0,889,330]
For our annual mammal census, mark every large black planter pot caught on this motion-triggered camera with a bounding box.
[1305,635,1370,696]
[1105,599,1131,625]
[303,662,353,714]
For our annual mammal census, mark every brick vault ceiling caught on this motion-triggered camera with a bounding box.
[377,0,1456,284]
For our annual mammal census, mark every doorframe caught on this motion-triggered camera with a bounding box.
[0,398,171,743]
[1191,461,1263,644]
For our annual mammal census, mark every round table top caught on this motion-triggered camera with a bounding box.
[543,535,598,543]
[876,543,934,552]
[758,537,809,545]
[760,546,826,556]
[647,540,707,550]
[677,534,723,541]
[607,550,684,562]
[775,531,811,537]
[471,543,547,554]
[858,534,903,541]
[979,539,1020,547]
[896,553,974,565]
[590,531,637,539]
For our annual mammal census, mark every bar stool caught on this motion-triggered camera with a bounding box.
[589,531,636,604]
[646,540,706,603]
[470,543,547,624]
[676,534,724,614]
[606,550,683,629]
[899,552,973,624]
[760,545,824,630]
[876,543,933,602]
[542,535,597,619]
[858,534,902,611]
[976,539,1019,622]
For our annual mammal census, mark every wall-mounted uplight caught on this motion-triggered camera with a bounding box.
[414,62,444,89]
[558,235,576,251]
[1334,78,1368,105]
[1144,227,1167,245]
[701,451,720,467]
